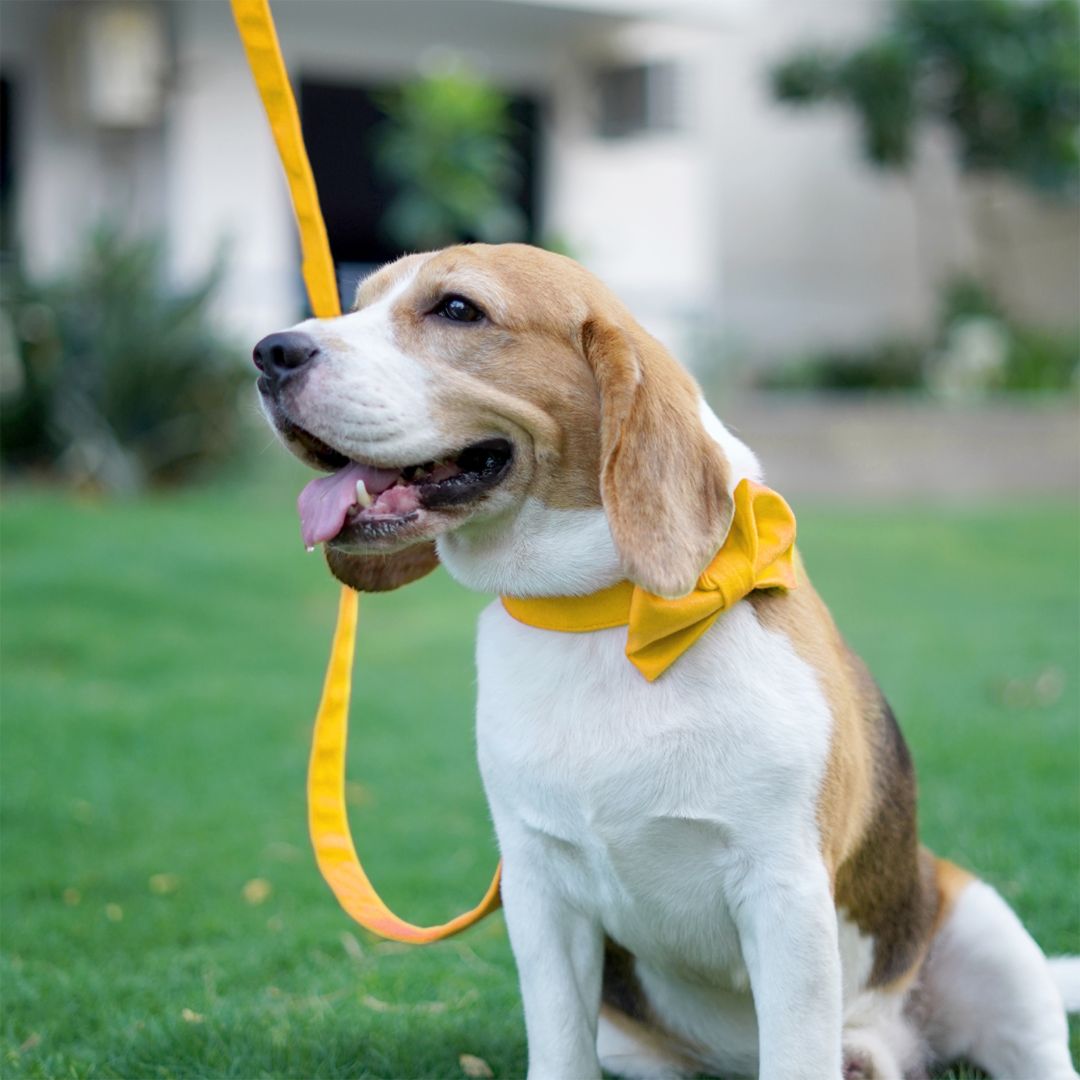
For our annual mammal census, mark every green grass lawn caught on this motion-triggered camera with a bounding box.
[2,459,1078,1079]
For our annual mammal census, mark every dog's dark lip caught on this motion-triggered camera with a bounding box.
[292,426,350,471]
[263,377,515,543]
[324,441,511,548]
[259,379,349,470]
[414,438,514,509]
[332,510,423,545]
[268,404,351,471]
[281,415,514,546]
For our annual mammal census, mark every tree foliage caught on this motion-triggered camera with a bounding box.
[772,0,1080,195]
[375,63,526,251]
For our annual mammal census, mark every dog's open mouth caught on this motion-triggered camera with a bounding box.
[295,432,513,548]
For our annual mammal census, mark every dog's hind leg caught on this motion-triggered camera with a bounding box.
[917,876,1078,1079]
[596,1007,693,1080]
[598,942,696,1080]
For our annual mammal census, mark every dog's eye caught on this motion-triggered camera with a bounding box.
[433,295,485,324]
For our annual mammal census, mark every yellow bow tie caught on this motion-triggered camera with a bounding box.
[502,479,798,681]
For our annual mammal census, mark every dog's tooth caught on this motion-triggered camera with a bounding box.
[306,545,315,553]
[355,479,373,508]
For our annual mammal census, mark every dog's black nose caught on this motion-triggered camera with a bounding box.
[252,331,319,380]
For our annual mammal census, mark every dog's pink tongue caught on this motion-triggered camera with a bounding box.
[297,462,399,547]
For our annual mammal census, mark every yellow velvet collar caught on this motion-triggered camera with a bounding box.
[501,478,798,681]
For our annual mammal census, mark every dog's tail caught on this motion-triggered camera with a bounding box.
[1048,956,1080,1012]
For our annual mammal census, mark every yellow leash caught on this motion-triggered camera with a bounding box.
[231,0,501,943]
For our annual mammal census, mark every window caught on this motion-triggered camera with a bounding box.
[595,61,679,139]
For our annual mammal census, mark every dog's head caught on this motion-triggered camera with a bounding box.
[255,244,739,599]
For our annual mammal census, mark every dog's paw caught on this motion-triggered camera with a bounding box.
[843,1038,927,1080]
[844,1046,876,1080]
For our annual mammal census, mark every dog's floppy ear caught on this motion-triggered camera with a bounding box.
[324,542,440,592]
[582,317,733,599]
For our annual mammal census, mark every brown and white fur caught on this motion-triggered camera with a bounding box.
[254,244,1079,1080]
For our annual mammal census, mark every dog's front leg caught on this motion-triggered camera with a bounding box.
[500,855,604,1080]
[733,862,843,1080]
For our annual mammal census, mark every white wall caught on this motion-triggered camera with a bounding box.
[710,0,945,361]
[545,20,723,362]
[166,0,296,343]
[2,3,170,275]
[3,0,1075,369]
[707,0,1078,361]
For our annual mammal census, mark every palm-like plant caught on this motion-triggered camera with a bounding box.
[1,225,246,490]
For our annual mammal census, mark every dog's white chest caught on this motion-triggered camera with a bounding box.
[475,600,833,978]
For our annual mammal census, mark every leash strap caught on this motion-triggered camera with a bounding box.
[231,0,501,943]
[231,0,338,320]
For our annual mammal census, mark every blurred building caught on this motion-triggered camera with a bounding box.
[1,0,1077,372]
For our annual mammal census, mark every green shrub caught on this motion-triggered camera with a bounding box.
[759,340,926,392]
[1004,326,1080,390]
[0,226,246,490]
[936,277,1079,392]
[374,62,525,251]
[759,278,1078,395]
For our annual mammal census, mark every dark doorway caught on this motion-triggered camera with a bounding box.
[0,75,15,256]
[299,77,541,300]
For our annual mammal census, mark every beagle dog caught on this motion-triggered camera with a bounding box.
[254,244,1077,1080]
